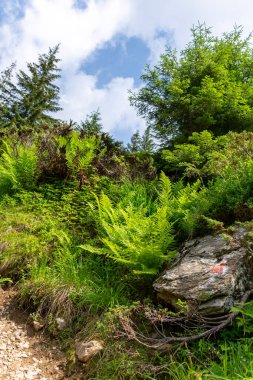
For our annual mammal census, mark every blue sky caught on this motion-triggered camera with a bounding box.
[0,0,253,142]
[83,35,150,88]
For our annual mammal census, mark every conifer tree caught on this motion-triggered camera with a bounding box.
[127,130,142,152]
[127,127,155,153]
[79,110,103,137]
[130,24,253,145]
[141,126,155,153]
[0,45,62,128]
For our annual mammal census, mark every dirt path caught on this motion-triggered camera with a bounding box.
[0,288,79,380]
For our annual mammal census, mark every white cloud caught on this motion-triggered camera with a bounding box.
[125,0,253,52]
[1,0,253,141]
[0,0,144,141]
[60,72,146,136]
[0,0,132,69]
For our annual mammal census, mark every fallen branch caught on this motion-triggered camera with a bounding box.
[120,289,253,348]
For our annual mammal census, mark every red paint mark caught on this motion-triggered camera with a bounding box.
[209,263,227,274]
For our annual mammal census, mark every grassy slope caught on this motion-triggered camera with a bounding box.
[1,131,253,378]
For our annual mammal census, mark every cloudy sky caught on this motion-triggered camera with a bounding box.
[0,0,253,142]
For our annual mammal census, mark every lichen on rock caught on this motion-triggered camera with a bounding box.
[154,226,253,315]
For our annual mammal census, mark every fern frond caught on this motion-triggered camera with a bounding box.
[80,180,176,275]
[0,140,39,194]
[158,171,172,207]
[79,243,104,255]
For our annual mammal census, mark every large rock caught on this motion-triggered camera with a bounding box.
[154,227,253,315]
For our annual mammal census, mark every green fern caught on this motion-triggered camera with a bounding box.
[58,131,103,178]
[0,140,39,195]
[158,171,172,207]
[81,175,175,275]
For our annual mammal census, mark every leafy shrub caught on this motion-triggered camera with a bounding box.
[162,130,253,180]
[203,159,253,222]
[160,131,253,232]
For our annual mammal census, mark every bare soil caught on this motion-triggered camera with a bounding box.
[0,288,82,380]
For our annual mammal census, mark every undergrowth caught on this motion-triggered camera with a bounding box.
[1,130,253,379]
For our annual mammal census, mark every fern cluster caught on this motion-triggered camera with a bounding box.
[0,141,39,195]
[81,173,175,275]
[58,131,103,178]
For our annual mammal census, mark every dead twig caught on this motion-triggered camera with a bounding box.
[119,289,253,348]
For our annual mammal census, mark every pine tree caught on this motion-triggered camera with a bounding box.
[79,110,103,137]
[127,127,155,153]
[0,45,62,129]
[127,130,142,152]
[141,126,155,153]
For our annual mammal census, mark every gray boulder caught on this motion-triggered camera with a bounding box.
[154,227,253,315]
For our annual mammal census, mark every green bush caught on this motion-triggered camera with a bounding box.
[162,130,253,180]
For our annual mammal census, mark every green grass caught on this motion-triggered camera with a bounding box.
[204,340,253,379]
[0,190,132,322]
[0,165,253,379]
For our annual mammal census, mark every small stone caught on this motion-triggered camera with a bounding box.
[18,341,30,349]
[55,317,67,331]
[32,320,44,331]
[24,370,36,379]
[75,340,104,363]
[17,352,29,358]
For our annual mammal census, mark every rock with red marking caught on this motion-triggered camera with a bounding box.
[154,227,253,315]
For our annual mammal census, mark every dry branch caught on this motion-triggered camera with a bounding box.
[120,289,253,349]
